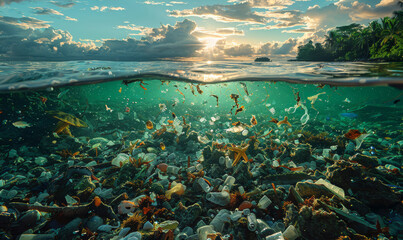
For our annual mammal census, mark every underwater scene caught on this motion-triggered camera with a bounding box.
[0,61,402,240]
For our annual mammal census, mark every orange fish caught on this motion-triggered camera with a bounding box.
[269,117,278,124]
[344,129,362,140]
[146,120,153,130]
[277,116,291,127]
[250,115,257,126]
[232,121,241,126]
[160,142,166,150]
[235,106,244,115]
[118,87,122,93]
[125,107,130,113]
[168,120,173,124]
[0,110,3,114]
[39,96,47,104]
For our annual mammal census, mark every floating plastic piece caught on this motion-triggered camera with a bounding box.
[316,178,345,199]
[283,225,299,240]
[265,232,285,240]
[354,132,371,150]
[118,201,137,215]
[206,191,230,206]
[165,183,185,200]
[111,153,130,167]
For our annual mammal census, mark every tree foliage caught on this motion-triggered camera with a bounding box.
[296,5,402,61]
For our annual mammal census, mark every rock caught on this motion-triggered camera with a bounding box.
[284,204,348,240]
[8,149,18,159]
[295,182,335,198]
[325,160,362,190]
[254,57,271,62]
[34,157,47,166]
[290,144,312,164]
[86,216,103,232]
[349,154,379,168]
[57,218,82,240]
[350,177,400,208]
[143,221,153,231]
[9,210,40,235]
[174,203,202,228]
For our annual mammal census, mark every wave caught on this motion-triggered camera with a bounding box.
[0,60,402,92]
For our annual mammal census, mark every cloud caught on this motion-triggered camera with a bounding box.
[258,38,299,56]
[116,24,151,35]
[192,27,244,39]
[169,3,266,23]
[0,17,203,61]
[32,7,64,16]
[50,0,75,8]
[0,16,50,28]
[0,0,26,6]
[224,43,255,56]
[91,6,125,11]
[143,0,186,6]
[229,0,295,9]
[65,16,77,21]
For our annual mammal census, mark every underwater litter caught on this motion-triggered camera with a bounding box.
[0,61,402,240]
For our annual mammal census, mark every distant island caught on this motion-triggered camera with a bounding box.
[254,57,271,62]
[294,5,402,62]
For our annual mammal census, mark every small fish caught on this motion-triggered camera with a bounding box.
[0,110,3,114]
[172,112,176,119]
[340,112,357,118]
[160,142,166,150]
[125,107,130,113]
[343,98,351,103]
[393,99,400,104]
[12,121,31,128]
[57,89,70,99]
[39,96,47,104]
[250,115,257,126]
[105,105,113,112]
[235,106,244,115]
[118,87,122,93]
[196,84,203,94]
[269,117,279,124]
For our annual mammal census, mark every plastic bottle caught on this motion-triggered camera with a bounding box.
[197,178,211,193]
[223,176,235,189]
[166,165,180,175]
[206,191,230,206]
[197,225,215,240]
[257,195,272,209]
[265,232,285,240]
[283,225,299,240]
[210,209,231,232]
[257,219,275,238]
[247,213,257,232]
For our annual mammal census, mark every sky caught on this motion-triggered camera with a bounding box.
[0,0,400,61]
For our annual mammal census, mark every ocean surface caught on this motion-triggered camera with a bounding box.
[0,60,402,239]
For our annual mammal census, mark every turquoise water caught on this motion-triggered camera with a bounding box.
[0,61,402,239]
